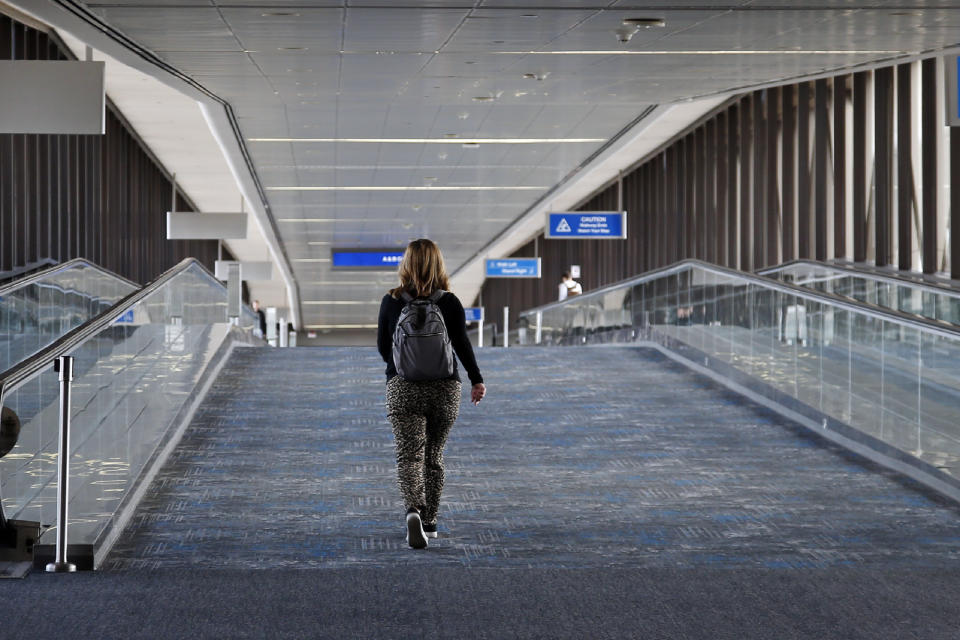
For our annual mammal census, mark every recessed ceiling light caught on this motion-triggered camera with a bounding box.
[444,133,458,138]
[523,73,537,79]
[464,60,476,64]
[462,143,480,149]
[472,96,495,102]
[521,14,538,18]
[262,11,299,17]
[458,112,470,120]
[623,17,666,28]
[278,46,308,51]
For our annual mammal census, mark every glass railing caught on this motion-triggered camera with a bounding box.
[760,260,960,326]
[520,260,960,484]
[0,259,138,373]
[0,259,262,566]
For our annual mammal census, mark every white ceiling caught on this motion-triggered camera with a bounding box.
[18,1,960,326]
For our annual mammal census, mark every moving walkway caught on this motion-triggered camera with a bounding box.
[519,259,960,504]
[0,259,262,572]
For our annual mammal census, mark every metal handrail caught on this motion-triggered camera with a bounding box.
[0,257,138,298]
[758,259,960,299]
[518,259,960,342]
[0,257,219,404]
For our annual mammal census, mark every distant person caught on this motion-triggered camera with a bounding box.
[377,238,486,549]
[252,300,267,337]
[558,271,583,301]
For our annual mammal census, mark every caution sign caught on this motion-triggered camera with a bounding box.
[545,212,626,239]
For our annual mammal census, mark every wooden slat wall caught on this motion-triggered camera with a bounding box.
[478,58,958,328]
[0,14,224,284]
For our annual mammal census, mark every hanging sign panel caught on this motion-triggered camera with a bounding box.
[332,248,405,269]
[0,61,105,134]
[945,56,960,126]
[463,307,484,323]
[485,258,541,278]
[545,212,626,239]
[167,212,247,240]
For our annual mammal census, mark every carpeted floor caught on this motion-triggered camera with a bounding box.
[5,567,960,639]
[3,345,960,639]
[104,346,960,570]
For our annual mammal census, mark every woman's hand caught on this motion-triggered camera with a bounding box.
[471,383,486,405]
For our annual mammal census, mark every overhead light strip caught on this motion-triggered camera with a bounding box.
[268,186,545,191]
[248,137,604,144]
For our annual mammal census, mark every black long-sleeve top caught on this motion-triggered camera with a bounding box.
[377,290,483,386]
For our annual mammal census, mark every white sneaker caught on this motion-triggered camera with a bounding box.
[405,509,428,549]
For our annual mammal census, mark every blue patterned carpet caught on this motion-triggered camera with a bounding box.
[105,346,960,570]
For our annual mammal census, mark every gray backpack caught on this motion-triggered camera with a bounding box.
[392,290,455,381]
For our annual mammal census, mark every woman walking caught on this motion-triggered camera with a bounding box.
[377,239,486,549]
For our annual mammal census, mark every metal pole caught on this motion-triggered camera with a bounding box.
[503,306,509,348]
[47,356,76,573]
[535,310,543,344]
[478,308,484,348]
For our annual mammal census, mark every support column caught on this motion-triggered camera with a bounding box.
[834,75,848,260]
[798,82,811,259]
[897,63,913,271]
[853,72,869,263]
[875,66,894,267]
[740,95,753,270]
[814,78,829,261]
[921,59,938,274]
[782,84,796,262]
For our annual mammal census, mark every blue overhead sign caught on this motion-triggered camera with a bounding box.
[463,307,483,323]
[332,249,405,269]
[545,211,626,239]
[485,258,541,278]
[115,309,134,324]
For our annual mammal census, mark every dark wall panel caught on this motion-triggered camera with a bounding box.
[0,14,223,284]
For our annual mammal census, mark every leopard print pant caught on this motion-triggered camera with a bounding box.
[385,376,461,525]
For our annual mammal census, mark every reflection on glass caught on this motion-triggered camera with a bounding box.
[0,262,137,373]
[765,261,960,329]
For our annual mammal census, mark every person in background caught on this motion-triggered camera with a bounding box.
[377,238,485,549]
[252,300,267,338]
[558,271,583,301]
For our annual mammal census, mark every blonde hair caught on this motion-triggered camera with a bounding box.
[390,238,450,298]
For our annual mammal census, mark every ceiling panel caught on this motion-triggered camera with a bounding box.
[79,2,960,325]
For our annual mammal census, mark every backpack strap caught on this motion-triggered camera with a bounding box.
[399,290,414,303]
[428,289,446,303]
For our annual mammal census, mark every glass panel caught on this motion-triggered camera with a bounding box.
[919,333,960,475]
[0,262,258,549]
[0,262,136,372]
[765,262,960,329]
